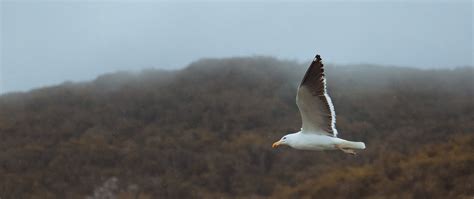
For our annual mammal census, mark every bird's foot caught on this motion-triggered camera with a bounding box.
[342,149,357,155]
[335,145,357,155]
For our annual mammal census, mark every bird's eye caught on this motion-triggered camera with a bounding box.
[283,137,287,140]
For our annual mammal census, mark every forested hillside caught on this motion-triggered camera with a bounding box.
[0,57,473,199]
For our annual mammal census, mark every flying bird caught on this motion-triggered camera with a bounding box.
[272,54,366,155]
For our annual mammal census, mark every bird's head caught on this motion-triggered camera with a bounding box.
[272,134,294,148]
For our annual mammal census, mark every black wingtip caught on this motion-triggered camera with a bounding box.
[314,54,322,62]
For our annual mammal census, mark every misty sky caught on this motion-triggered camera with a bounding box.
[1,1,472,94]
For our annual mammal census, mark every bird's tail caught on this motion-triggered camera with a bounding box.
[342,141,366,150]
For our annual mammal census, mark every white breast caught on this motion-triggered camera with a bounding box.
[290,132,341,150]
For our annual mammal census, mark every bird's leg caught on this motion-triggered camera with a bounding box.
[335,144,357,155]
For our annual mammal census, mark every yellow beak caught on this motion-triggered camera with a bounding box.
[272,140,282,148]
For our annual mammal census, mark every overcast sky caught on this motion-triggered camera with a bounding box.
[1,0,472,93]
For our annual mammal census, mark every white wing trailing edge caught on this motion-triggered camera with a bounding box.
[296,54,338,137]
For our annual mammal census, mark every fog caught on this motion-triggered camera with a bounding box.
[1,0,472,93]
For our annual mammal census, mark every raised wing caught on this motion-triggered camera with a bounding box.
[296,54,338,137]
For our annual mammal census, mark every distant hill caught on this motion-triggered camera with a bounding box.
[0,57,473,199]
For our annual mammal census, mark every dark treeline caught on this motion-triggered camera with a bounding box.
[0,57,473,199]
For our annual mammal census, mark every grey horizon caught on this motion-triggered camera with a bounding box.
[1,1,472,93]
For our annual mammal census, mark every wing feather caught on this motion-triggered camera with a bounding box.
[296,54,338,137]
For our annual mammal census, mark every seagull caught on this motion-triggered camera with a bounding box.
[272,54,366,155]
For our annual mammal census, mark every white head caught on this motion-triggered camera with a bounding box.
[272,133,297,148]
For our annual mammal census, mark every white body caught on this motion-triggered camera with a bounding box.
[284,131,365,151]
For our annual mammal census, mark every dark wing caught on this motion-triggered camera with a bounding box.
[296,54,338,137]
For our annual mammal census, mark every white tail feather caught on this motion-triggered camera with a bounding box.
[343,141,366,149]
